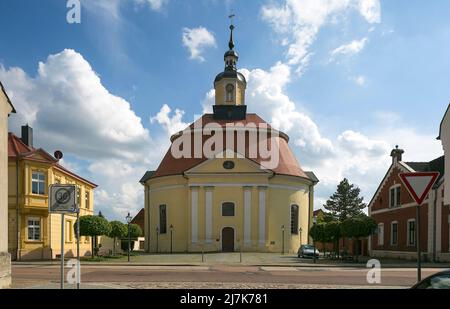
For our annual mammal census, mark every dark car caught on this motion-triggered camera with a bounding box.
[411,270,450,289]
[297,244,319,259]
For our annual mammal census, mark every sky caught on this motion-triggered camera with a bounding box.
[0,0,448,221]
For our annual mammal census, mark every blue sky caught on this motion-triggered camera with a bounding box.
[1,0,449,221]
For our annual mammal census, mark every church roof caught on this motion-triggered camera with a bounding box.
[1,81,16,113]
[151,113,312,181]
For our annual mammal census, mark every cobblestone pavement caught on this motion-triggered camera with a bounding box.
[12,264,445,289]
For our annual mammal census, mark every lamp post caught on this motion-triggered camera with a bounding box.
[281,225,285,255]
[299,227,303,247]
[170,224,174,254]
[313,216,317,264]
[126,212,132,262]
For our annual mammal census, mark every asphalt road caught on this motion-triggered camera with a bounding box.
[11,265,447,289]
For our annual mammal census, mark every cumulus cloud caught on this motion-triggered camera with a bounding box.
[351,75,366,86]
[260,0,380,73]
[0,49,163,220]
[150,104,189,137]
[134,0,169,11]
[330,37,368,60]
[182,27,217,62]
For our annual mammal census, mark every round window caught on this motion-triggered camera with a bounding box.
[223,161,235,170]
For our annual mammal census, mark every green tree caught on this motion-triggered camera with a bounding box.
[76,215,111,258]
[310,223,327,255]
[340,215,377,261]
[129,224,143,239]
[324,221,341,258]
[108,221,127,256]
[324,178,366,221]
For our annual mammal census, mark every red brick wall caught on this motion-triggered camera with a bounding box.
[371,167,416,212]
[442,204,450,253]
[371,166,429,253]
[372,205,428,252]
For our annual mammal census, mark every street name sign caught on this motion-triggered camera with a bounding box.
[49,184,78,213]
[399,172,440,205]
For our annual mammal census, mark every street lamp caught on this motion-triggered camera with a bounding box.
[281,225,285,255]
[313,215,317,264]
[170,224,174,254]
[299,227,303,247]
[126,212,132,262]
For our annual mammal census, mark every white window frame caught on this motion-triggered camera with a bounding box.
[389,185,401,208]
[27,217,41,241]
[85,190,90,209]
[407,219,416,246]
[31,171,46,195]
[65,220,73,243]
[391,221,398,246]
[377,223,384,246]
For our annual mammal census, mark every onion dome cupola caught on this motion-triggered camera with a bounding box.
[213,22,247,120]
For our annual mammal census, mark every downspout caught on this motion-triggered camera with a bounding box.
[15,157,20,261]
[433,187,438,262]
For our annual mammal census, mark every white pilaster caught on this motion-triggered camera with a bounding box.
[191,187,199,243]
[258,186,267,246]
[244,186,252,246]
[205,187,213,243]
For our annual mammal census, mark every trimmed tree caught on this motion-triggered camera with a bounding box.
[324,221,341,258]
[340,215,377,261]
[309,223,327,255]
[324,178,366,221]
[76,215,112,258]
[109,221,127,256]
[122,224,143,253]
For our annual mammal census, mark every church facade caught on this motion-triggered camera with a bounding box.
[140,25,318,254]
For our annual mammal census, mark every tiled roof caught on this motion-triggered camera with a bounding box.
[131,208,145,232]
[151,113,312,181]
[8,133,97,188]
[139,171,155,184]
[405,155,445,185]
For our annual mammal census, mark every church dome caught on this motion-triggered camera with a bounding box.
[214,70,246,85]
[152,114,310,181]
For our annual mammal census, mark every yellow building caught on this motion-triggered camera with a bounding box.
[1,82,15,288]
[140,25,318,254]
[8,126,97,260]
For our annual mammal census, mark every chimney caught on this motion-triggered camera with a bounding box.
[390,145,404,164]
[21,125,33,148]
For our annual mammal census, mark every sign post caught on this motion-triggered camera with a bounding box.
[399,172,439,283]
[49,184,79,289]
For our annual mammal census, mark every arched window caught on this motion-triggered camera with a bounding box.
[226,84,234,102]
[222,202,235,216]
[290,205,299,234]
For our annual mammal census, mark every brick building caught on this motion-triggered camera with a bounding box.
[369,104,450,262]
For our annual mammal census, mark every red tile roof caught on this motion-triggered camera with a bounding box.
[152,113,311,181]
[8,133,97,188]
[131,208,145,233]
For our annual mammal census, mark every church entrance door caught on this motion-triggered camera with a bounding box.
[222,227,234,252]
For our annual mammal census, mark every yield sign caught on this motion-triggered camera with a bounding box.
[399,172,440,205]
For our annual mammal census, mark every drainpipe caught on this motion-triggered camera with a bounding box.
[15,157,20,261]
[433,187,437,262]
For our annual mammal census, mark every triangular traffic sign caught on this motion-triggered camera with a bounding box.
[399,172,440,205]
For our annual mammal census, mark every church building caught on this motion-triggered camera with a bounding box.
[140,24,318,254]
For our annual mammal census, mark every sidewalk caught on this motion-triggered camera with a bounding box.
[12,252,450,269]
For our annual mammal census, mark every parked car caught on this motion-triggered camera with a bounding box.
[297,244,320,259]
[411,270,450,289]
